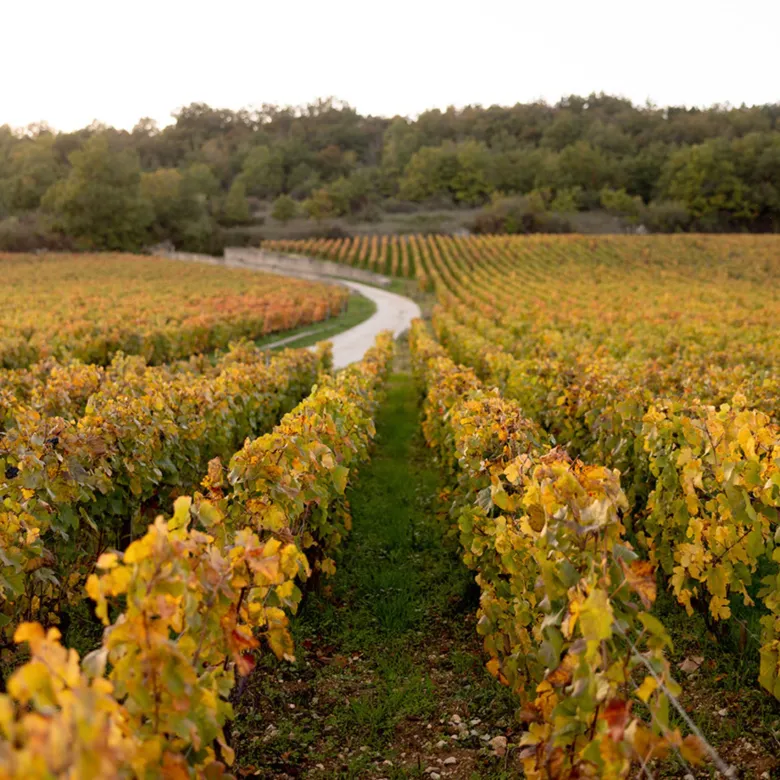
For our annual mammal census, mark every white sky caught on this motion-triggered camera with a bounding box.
[3,0,779,132]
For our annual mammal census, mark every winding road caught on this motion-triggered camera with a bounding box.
[163,250,421,368]
[326,280,420,369]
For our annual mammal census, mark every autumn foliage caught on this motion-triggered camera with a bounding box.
[0,333,393,777]
[410,323,705,777]
[0,253,347,369]
[287,233,780,705]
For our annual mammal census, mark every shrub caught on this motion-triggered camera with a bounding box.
[549,187,583,213]
[349,203,382,223]
[600,187,643,217]
[222,179,251,225]
[0,215,74,252]
[382,198,419,214]
[644,200,692,233]
[271,195,298,224]
[470,195,572,235]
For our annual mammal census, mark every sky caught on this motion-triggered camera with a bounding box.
[3,0,779,132]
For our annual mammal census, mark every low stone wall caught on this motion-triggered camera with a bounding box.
[158,250,223,266]
[223,248,391,287]
[156,248,391,287]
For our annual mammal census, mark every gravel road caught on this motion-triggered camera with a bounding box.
[160,250,420,369]
[328,280,420,369]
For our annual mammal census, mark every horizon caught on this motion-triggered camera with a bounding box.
[4,92,779,135]
[3,0,779,133]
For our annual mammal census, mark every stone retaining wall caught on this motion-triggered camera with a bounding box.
[157,248,391,287]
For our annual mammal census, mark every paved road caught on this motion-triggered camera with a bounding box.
[328,281,420,369]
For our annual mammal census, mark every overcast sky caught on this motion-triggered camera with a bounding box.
[3,0,778,131]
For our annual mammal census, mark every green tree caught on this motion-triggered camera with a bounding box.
[540,110,584,151]
[599,187,643,217]
[729,132,780,227]
[549,187,582,213]
[287,162,320,199]
[141,168,184,222]
[381,118,422,182]
[399,145,458,202]
[223,178,250,224]
[141,168,209,244]
[181,162,220,201]
[4,134,63,213]
[659,142,754,225]
[489,147,543,194]
[452,141,492,205]
[543,141,616,197]
[41,135,151,250]
[240,145,284,197]
[271,194,297,224]
[316,144,355,180]
[324,176,352,216]
[321,169,377,216]
[302,188,335,222]
[619,143,669,203]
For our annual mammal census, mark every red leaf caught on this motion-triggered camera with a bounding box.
[601,698,631,742]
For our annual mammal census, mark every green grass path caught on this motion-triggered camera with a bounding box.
[233,353,519,779]
[254,292,376,351]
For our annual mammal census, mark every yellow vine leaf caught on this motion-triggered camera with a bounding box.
[635,676,657,703]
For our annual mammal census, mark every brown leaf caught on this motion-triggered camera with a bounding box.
[601,698,631,742]
[231,627,260,652]
[275,526,295,546]
[677,655,704,674]
[630,722,671,762]
[236,651,256,676]
[619,558,657,609]
[518,705,540,723]
[546,652,577,688]
[680,735,706,764]
[526,504,546,532]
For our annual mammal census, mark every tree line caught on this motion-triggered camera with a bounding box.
[2,94,780,251]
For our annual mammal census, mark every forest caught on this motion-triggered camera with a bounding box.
[2,94,780,252]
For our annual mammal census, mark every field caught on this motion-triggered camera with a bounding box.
[0,251,395,776]
[1,238,779,779]
[265,234,780,777]
[0,253,349,368]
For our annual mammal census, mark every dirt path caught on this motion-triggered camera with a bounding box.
[232,352,521,779]
[327,281,420,369]
[161,251,420,369]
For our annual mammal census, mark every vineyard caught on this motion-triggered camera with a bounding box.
[0,253,348,368]
[0,239,779,778]
[262,234,780,778]
[0,252,395,774]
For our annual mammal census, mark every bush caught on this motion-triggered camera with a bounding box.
[218,226,262,249]
[382,198,419,214]
[222,179,251,225]
[348,203,382,223]
[419,193,457,210]
[600,187,643,218]
[549,187,582,213]
[318,225,351,240]
[270,195,298,224]
[302,188,335,222]
[264,224,351,242]
[177,216,225,255]
[470,195,572,235]
[0,215,74,252]
[644,200,692,233]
